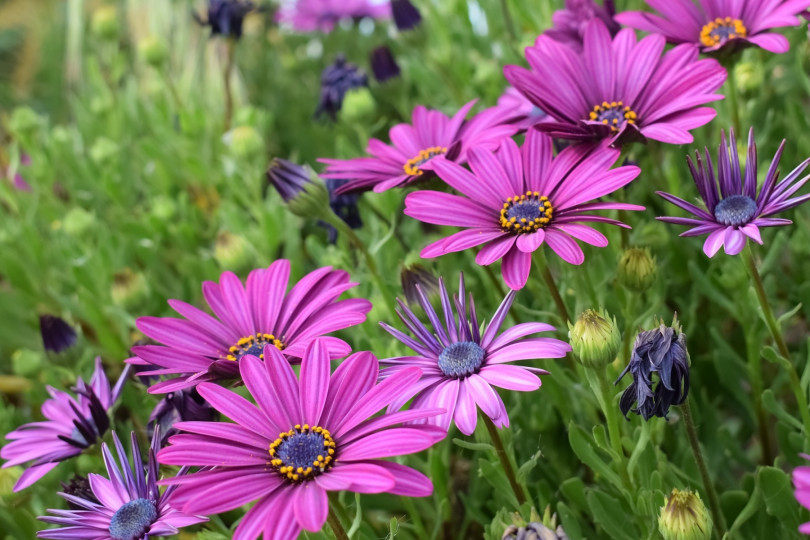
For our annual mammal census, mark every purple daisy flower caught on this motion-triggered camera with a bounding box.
[380,274,571,435]
[276,0,391,33]
[130,260,372,393]
[616,0,810,56]
[545,0,619,51]
[157,339,445,539]
[1,358,130,492]
[504,19,727,146]
[494,86,549,132]
[657,127,810,257]
[37,430,206,539]
[404,129,643,290]
[319,100,518,194]
[793,454,810,534]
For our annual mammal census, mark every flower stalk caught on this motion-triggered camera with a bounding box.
[481,414,528,506]
[327,503,350,540]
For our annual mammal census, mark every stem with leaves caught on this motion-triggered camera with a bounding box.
[481,414,528,505]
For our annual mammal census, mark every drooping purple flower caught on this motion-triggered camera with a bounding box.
[194,0,256,39]
[380,274,570,436]
[616,0,810,56]
[793,454,810,534]
[504,19,727,146]
[405,129,643,290]
[129,261,372,393]
[324,178,363,243]
[392,0,421,31]
[370,45,401,82]
[545,0,619,50]
[148,388,219,447]
[157,339,445,539]
[266,158,312,202]
[657,128,810,257]
[39,315,78,353]
[315,54,369,121]
[37,430,206,539]
[494,86,549,131]
[319,101,518,194]
[1,358,130,491]
[276,0,391,33]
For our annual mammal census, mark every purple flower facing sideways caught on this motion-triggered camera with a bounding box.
[2,358,130,491]
[315,54,368,121]
[157,339,445,540]
[617,0,810,56]
[380,274,571,435]
[370,45,401,82]
[130,260,372,393]
[148,388,219,447]
[276,0,391,33]
[39,314,78,353]
[320,100,518,194]
[657,128,810,257]
[392,0,421,31]
[266,158,311,202]
[505,19,727,146]
[405,129,643,290]
[545,0,619,50]
[793,454,810,534]
[194,0,256,39]
[37,430,205,539]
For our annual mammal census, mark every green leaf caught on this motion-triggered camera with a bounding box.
[777,303,803,326]
[586,489,639,540]
[556,502,585,540]
[478,457,519,508]
[568,422,622,488]
[452,438,494,452]
[592,424,611,454]
[762,389,804,431]
[756,466,802,535]
[725,485,761,538]
[762,346,792,369]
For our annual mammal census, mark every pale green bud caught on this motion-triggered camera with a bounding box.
[138,36,168,68]
[340,88,376,122]
[568,309,621,369]
[111,268,149,308]
[658,489,712,540]
[617,247,657,292]
[287,175,331,221]
[225,126,264,158]
[91,6,120,41]
[11,349,43,377]
[62,208,96,236]
[214,231,252,270]
[733,62,763,93]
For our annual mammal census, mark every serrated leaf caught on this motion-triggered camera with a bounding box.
[756,466,802,534]
[586,489,639,540]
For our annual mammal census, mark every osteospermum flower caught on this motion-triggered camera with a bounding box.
[405,129,642,290]
[616,0,810,56]
[130,260,372,393]
[504,19,727,146]
[380,274,571,435]
[657,128,810,257]
[157,339,445,539]
[793,455,810,534]
[37,430,206,539]
[319,101,518,194]
[545,0,619,50]
[495,86,549,131]
[1,358,129,491]
[276,0,391,33]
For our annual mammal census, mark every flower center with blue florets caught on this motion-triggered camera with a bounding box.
[500,192,554,234]
[588,101,637,132]
[226,333,285,361]
[269,425,335,483]
[403,146,447,176]
[700,17,747,48]
[109,498,157,540]
[714,194,758,227]
[438,341,486,378]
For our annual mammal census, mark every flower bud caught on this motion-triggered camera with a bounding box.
[658,488,712,540]
[288,176,330,221]
[111,268,149,308]
[138,36,168,68]
[617,247,656,292]
[267,159,330,221]
[340,88,376,122]
[62,208,96,236]
[214,231,252,270]
[11,349,43,377]
[568,309,621,369]
[733,62,763,94]
[91,6,119,41]
[225,126,264,159]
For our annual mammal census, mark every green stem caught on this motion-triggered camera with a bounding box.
[327,502,350,540]
[743,246,810,440]
[682,399,726,539]
[536,251,570,324]
[726,67,742,136]
[499,0,517,44]
[160,69,184,113]
[223,38,236,132]
[586,368,631,489]
[481,414,528,506]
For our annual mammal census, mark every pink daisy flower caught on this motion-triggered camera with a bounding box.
[276,0,391,33]
[404,128,643,290]
[794,454,810,534]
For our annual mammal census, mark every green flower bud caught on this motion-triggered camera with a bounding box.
[8,106,42,135]
[138,36,168,68]
[214,231,252,270]
[658,489,712,540]
[287,174,331,221]
[225,126,264,159]
[151,195,177,220]
[568,308,621,369]
[62,207,96,236]
[91,6,120,41]
[111,268,149,308]
[340,88,376,122]
[617,247,657,292]
[733,62,763,94]
[11,349,43,377]
[89,137,119,164]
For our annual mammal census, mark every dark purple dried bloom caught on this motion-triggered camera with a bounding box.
[39,315,77,353]
[266,158,312,202]
[503,522,570,540]
[315,54,369,120]
[370,45,401,82]
[322,178,363,243]
[194,0,255,39]
[400,264,439,306]
[148,388,219,446]
[392,0,422,31]
[60,475,99,509]
[615,321,690,421]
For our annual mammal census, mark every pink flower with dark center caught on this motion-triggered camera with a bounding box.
[545,0,619,51]
[276,0,391,33]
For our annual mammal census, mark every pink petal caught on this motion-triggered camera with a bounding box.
[515,230,546,253]
[453,382,478,435]
[545,230,585,265]
[475,235,516,266]
[723,227,746,255]
[702,227,726,257]
[479,364,542,392]
[501,247,532,290]
[299,339,331,426]
[293,483,329,533]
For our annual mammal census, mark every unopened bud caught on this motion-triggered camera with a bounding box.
[111,268,148,308]
[91,6,119,41]
[658,488,712,540]
[568,308,621,369]
[214,231,252,270]
[138,36,168,68]
[617,247,656,292]
[225,126,264,159]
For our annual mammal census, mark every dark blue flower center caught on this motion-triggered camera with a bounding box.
[700,17,747,48]
[438,341,486,378]
[500,192,554,234]
[109,498,157,540]
[588,101,637,132]
[226,333,284,361]
[269,425,335,483]
[714,194,757,227]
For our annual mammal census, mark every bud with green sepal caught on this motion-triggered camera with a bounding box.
[568,308,621,369]
[617,247,657,292]
[91,6,119,41]
[658,488,712,540]
[138,36,168,68]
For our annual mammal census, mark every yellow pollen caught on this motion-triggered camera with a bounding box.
[268,424,336,483]
[587,101,638,133]
[225,332,285,361]
[403,146,447,176]
[700,17,747,48]
[499,193,554,234]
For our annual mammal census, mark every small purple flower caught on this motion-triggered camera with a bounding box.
[37,430,206,539]
[325,178,363,243]
[148,388,219,447]
[392,0,421,31]
[39,315,78,353]
[616,0,810,56]
[194,0,256,39]
[370,45,401,82]
[129,261,372,393]
[504,19,727,146]
[495,86,549,131]
[276,0,391,33]
[405,129,643,290]
[380,274,571,435]
[657,128,810,257]
[794,454,810,534]
[320,101,518,194]
[545,0,619,50]
[266,158,311,202]
[315,54,368,121]
[157,339,445,539]
[1,358,130,491]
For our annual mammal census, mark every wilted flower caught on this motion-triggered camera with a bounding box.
[147,388,218,446]
[370,45,401,82]
[400,263,439,306]
[213,231,253,269]
[111,268,149,308]
[793,454,810,534]
[502,522,570,540]
[60,475,99,510]
[315,55,368,121]
[39,315,77,353]
[194,0,256,39]
[658,488,712,540]
[615,318,690,420]
[545,0,619,50]
[4,153,32,192]
[617,247,657,292]
[392,0,422,31]
[568,309,621,369]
